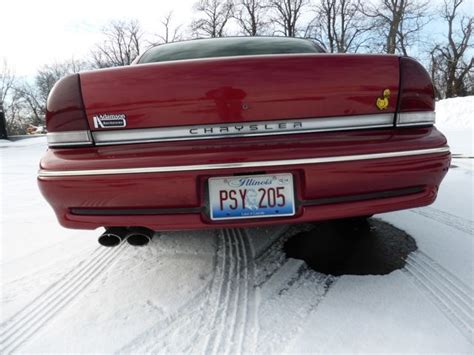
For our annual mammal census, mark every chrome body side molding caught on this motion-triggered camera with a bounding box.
[47,131,93,147]
[92,113,396,146]
[397,111,436,126]
[38,146,450,177]
[46,112,436,148]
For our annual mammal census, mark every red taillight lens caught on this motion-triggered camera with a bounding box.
[399,57,435,112]
[46,74,93,147]
[397,57,436,126]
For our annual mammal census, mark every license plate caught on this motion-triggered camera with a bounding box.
[209,173,295,220]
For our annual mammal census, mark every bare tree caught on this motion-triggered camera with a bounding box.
[35,59,89,107]
[3,89,27,135]
[1,75,37,135]
[155,12,183,44]
[18,59,89,125]
[430,0,473,98]
[235,0,269,35]
[0,59,15,107]
[269,0,307,37]
[13,81,44,125]
[429,46,446,98]
[364,0,430,55]
[306,0,373,53]
[0,59,15,137]
[4,59,87,134]
[91,19,143,68]
[192,0,235,38]
[0,60,33,135]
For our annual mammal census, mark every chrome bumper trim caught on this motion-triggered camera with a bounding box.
[47,131,93,147]
[92,114,395,145]
[38,146,450,177]
[396,112,436,127]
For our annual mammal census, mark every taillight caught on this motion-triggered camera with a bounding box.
[396,57,436,127]
[46,74,93,147]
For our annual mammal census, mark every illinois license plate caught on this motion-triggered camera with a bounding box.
[209,173,295,220]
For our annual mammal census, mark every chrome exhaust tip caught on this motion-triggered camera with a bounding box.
[126,227,155,246]
[98,227,128,247]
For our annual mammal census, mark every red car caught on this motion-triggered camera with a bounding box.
[38,37,450,246]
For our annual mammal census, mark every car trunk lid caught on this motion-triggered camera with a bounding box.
[79,54,400,134]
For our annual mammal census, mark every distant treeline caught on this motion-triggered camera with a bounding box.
[1,0,472,135]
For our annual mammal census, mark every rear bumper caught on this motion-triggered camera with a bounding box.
[38,127,451,230]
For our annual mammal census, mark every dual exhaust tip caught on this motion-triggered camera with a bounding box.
[98,227,154,247]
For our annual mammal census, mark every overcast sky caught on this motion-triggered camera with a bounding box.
[1,0,471,77]
[0,0,195,76]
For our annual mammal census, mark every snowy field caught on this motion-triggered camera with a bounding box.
[0,97,473,353]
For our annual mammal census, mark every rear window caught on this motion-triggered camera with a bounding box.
[137,37,324,64]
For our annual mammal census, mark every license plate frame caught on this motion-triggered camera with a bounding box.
[208,173,295,221]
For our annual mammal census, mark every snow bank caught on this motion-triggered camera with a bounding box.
[436,96,474,129]
[1,98,473,353]
[0,136,46,147]
[435,96,473,155]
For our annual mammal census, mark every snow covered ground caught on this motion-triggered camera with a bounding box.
[0,97,473,353]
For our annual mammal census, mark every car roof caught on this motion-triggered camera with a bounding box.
[137,36,325,64]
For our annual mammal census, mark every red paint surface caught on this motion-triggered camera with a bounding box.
[399,57,435,112]
[38,127,450,230]
[39,53,446,231]
[46,74,89,132]
[79,54,401,130]
[40,127,444,171]
[52,188,441,231]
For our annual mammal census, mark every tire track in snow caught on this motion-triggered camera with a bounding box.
[252,225,336,353]
[120,228,258,354]
[254,224,313,288]
[411,206,473,235]
[204,229,236,354]
[1,245,101,314]
[159,231,231,354]
[255,260,335,353]
[404,251,474,344]
[119,225,327,353]
[236,228,258,353]
[119,283,211,354]
[253,226,292,260]
[214,229,242,354]
[204,228,257,355]
[118,231,226,354]
[180,226,291,354]
[0,242,127,353]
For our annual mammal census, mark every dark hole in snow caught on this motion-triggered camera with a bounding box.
[284,217,417,276]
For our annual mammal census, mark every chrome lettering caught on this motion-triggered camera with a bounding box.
[187,120,305,137]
